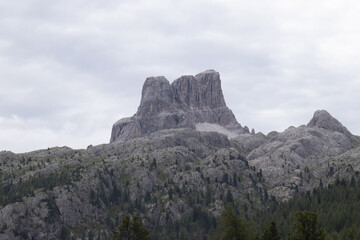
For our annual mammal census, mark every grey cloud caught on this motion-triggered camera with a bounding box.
[1,0,360,152]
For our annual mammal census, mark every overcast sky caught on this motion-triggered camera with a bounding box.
[1,0,360,153]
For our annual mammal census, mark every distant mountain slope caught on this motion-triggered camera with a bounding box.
[1,71,360,239]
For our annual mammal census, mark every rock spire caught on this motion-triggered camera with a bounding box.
[110,70,248,142]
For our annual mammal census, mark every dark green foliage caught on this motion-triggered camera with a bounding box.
[217,204,256,240]
[288,211,326,240]
[355,228,360,240]
[88,230,95,240]
[113,214,150,240]
[0,169,80,206]
[222,173,229,184]
[13,229,28,239]
[262,221,281,240]
[60,225,71,240]
[233,173,238,187]
[150,159,157,170]
[168,188,173,200]
[144,191,151,202]
[226,191,233,203]
[159,206,217,240]
[44,198,61,223]
[253,177,360,240]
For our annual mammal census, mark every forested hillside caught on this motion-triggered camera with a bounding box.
[252,176,360,240]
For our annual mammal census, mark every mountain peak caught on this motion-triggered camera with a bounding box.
[307,110,352,137]
[110,70,248,142]
[138,76,173,116]
[194,69,219,78]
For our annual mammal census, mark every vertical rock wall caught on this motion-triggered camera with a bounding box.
[110,70,248,143]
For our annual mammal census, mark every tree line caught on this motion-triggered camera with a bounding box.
[252,176,360,239]
[113,207,335,240]
[113,176,360,239]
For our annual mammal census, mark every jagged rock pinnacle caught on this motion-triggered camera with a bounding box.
[110,70,249,142]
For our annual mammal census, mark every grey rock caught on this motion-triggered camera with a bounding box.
[231,132,267,153]
[307,110,352,138]
[267,131,279,139]
[0,151,17,164]
[2,106,360,238]
[0,128,262,239]
[110,70,248,142]
[248,110,358,201]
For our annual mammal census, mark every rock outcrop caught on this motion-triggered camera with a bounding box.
[110,70,249,142]
[246,110,360,201]
[307,110,353,138]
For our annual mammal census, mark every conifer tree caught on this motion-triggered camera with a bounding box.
[289,211,326,240]
[113,214,151,240]
[262,221,281,240]
[217,204,255,240]
[355,228,360,240]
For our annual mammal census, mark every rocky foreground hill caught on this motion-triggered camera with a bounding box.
[0,70,359,239]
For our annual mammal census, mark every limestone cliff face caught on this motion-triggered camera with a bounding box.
[110,70,248,143]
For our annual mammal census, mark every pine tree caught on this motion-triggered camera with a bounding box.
[289,211,327,240]
[262,221,281,240]
[113,214,151,240]
[355,228,360,240]
[217,204,255,240]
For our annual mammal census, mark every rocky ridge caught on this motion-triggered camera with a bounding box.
[0,71,360,239]
[241,110,360,200]
[0,129,263,239]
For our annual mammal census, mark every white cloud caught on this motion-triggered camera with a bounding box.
[1,0,360,152]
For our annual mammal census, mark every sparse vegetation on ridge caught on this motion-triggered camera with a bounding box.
[1,72,360,239]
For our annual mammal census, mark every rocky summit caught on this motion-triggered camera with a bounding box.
[245,109,360,201]
[110,70,249,143]
[1,70,360,240]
